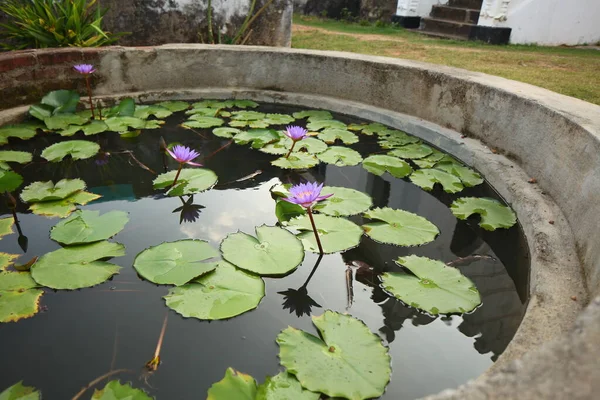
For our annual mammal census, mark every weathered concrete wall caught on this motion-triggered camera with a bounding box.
[0,45,599,398]
[293,0,396,21]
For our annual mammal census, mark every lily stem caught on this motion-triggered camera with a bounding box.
[285,141,297,158]
[306,207,324,254]
[85,75,96,119]
[171,164,183,188]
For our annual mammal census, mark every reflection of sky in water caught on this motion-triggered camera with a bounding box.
[0,105,528,399]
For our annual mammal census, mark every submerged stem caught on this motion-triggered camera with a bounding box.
[171,164,183,187]
[285,140,297,158]
[306,207,324,254]
[85,76,96,119]
[71,369,131,400]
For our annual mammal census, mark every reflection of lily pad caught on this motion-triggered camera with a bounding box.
[288,214,363,254]
[363,207,439,246]
[0,170,23,192]
[29,191,100,218]
[382,255,481,314]
[21,179,86,202]
[50,210,129,245]
[221,225,304,276]
[362,155,412,178]
[153,168,218,197]
[450,197,517,231]
[0,381,40,399]
[271,153,319,170]
[409,168,464,193]
[277,310,391,400]
[134,240,219,286]
[92,380,151,400]
[317,146,362,166]
[207,368,257,400]
[314,187,372,217]
[318,128,358,145]
[256,372,320,400]
[32,241,125,290]
[164,261,264,320]
[41,140,100,162]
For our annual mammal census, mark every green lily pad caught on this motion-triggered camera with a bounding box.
[0,170,23,192]
[134,240,219,286]
[153,168,218,196]
[271,153,319,170]
[351,122,388,136]
[306,119,346,131]
[0,253,19,270]
[221,225,304,276]
[192,100,234,109]
[50,210,129,245]
[313,187,372,217]
[435,162,484,187]
[256,372,320,400]
[275,201,306,224]
[0,218,14,240]
[0,124,40,143]
[292,110,333,121]
[229,119,270,129]
[43,114,89,131]
[409,168,464,193]
[29,191,100,218]
[293,137,328,154]
[0,271,38,291]
[231,100,259,109]
[42,89,80,114]
[377,130,420,147]
[31,241,125,290]
[0,289,44,323]
[41,140,100,162]
[263,113,295,125]
[106,98,135,118]
[259,137,293,155]
[317,146,362,166]
[105,116,163,132]
[277,310,391,400]
[262,137,327,156]
[29,104,53,120]
[207,368,257,400]
[233,129,279,149]
[183,116,225,129]
[382,255,481,314]
[213,127,242,138]
[389,143,433,159]
[413,149,446,168]
[318,128,358,145]
[156,101,190,112]
[362,155,413,178]
[21,179,86,202]
[0,151,32,166]
[231,111,266,121]
[287,214,363,254]
[134,105,173,119]
[450,197,517,231]
[57,121,109,137]
[92,380,151,400]
[363,207,439,246]
[0,381,40,399]
[164,261,265,320]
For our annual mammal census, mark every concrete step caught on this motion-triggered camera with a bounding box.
[415,30,469,41]
[431,5,480,24]
[447,0,483,9]
[420,17,476,38]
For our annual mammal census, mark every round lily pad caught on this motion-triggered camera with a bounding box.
[29,191,100,218]
[271,153,319,170]
[92,380,151,400]
[164,261,265,320]
[156,101,190,112]
[292,110,333,121]
[233,129,279,149]
[435,161,484,187]
[263,113,296,125]
[220,225,304,276]
[0,218,14,241]
[183,116,225,128]
[410,168,464,193]
[389,143,433,159]
[0,382,40,399]
[362,154,413,178]
[134,105,173,119]
[377,130,420,148]
[41,140,100,162]
[0,150,32,165]
[134,239,219,286]
[277,310,391,400]
[363,207,439,246]
[450,197,517,231]
[318,128,358,145]
[313,187,372,217]
[21,179,86,203]
[0,124,40,144]
[0,170,22,193]
[382,255,481,314]
[31,241,125,290]
[207,368,257,400]
[287,214,363,254]
[153,168,218,197]
[0,288,44,323]
[50,210,129,245]
[317,146,363,166]
[306,119,346,131]
[256,372,320,400]
[213,127,242,138]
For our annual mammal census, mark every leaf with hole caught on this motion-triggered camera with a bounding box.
[363,207,439,246]
[317,146,362,166]
[207,368,257,400]
[313,187,372,217]
[362,155,412,178]
[318,128,358,145]
[271,153,319,170]
[31,241,124,290]
[277,310,391,400]
[221,225,304,276]
[41,140,100,162]
[134,240,219,286]
[287,214,363,254]
[0,381,40,399]
[91,380,151,400]
[29,191,100,218]
[0,170,23,192]
[50,210,129,245]
[164,261,265,320]
[256,372,320,400]
[233,129,279,149]
[382,255,481,314]
[450,197,517,231]
[409,168,464,193]
[21,179,86,203]
[153,168,218,197]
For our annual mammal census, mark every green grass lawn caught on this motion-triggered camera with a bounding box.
[292,15,600,105]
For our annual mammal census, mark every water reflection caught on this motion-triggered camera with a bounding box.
[278,255,323,317]
[172,196,204,224]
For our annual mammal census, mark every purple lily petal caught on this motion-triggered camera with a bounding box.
[73,64,96,74]
[186,161,203,166]
[166,145,202,165]
[282,181,332,209]
[284,125,308,141]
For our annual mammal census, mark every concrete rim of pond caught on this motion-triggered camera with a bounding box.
[0,45,598,399]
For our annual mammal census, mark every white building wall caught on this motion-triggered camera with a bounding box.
[396,0,448,17]
[478,0,600,45]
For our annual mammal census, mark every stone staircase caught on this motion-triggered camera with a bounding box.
[419,0,484,41]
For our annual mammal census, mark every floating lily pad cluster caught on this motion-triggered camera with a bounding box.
[0,380,151,400]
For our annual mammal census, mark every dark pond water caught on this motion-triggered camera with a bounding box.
[0,103,529,399]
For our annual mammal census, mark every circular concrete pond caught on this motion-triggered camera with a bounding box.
[0,45,598,399]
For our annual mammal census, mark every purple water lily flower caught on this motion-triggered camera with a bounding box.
[283,182,332,209]
[167,145,202,166]
[73,64,96,74]
[284,126,308,158]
